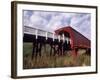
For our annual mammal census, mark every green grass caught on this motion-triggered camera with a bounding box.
[23,42,91,69]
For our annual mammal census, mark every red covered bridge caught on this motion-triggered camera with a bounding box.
[23,26,91,58]
[55,26,90,49]
[55,26,91,56]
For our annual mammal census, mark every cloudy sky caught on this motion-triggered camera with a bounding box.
[23,10,91,40]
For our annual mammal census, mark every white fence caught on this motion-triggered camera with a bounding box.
[24,26,57,39]
[24,26,71,43]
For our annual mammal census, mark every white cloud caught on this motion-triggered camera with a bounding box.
[29,14,47,28]
[23,10,91,39]
[23,11,30,26]
[70,14,91,39]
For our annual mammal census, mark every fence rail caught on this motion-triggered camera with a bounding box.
[24,26,58,39]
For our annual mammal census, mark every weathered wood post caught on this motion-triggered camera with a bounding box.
[44,31,48,54]
[45,31,48,40]
[32,29,38,59]
[58,35,60,42]
[62,33,65,42]
[53,32,55,42]
[35,29,38,39]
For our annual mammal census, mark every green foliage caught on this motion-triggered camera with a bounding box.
[23,43,33,57]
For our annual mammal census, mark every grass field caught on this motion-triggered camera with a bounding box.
[23,42,91,69]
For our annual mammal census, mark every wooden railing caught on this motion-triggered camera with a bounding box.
[24,26,71,42]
